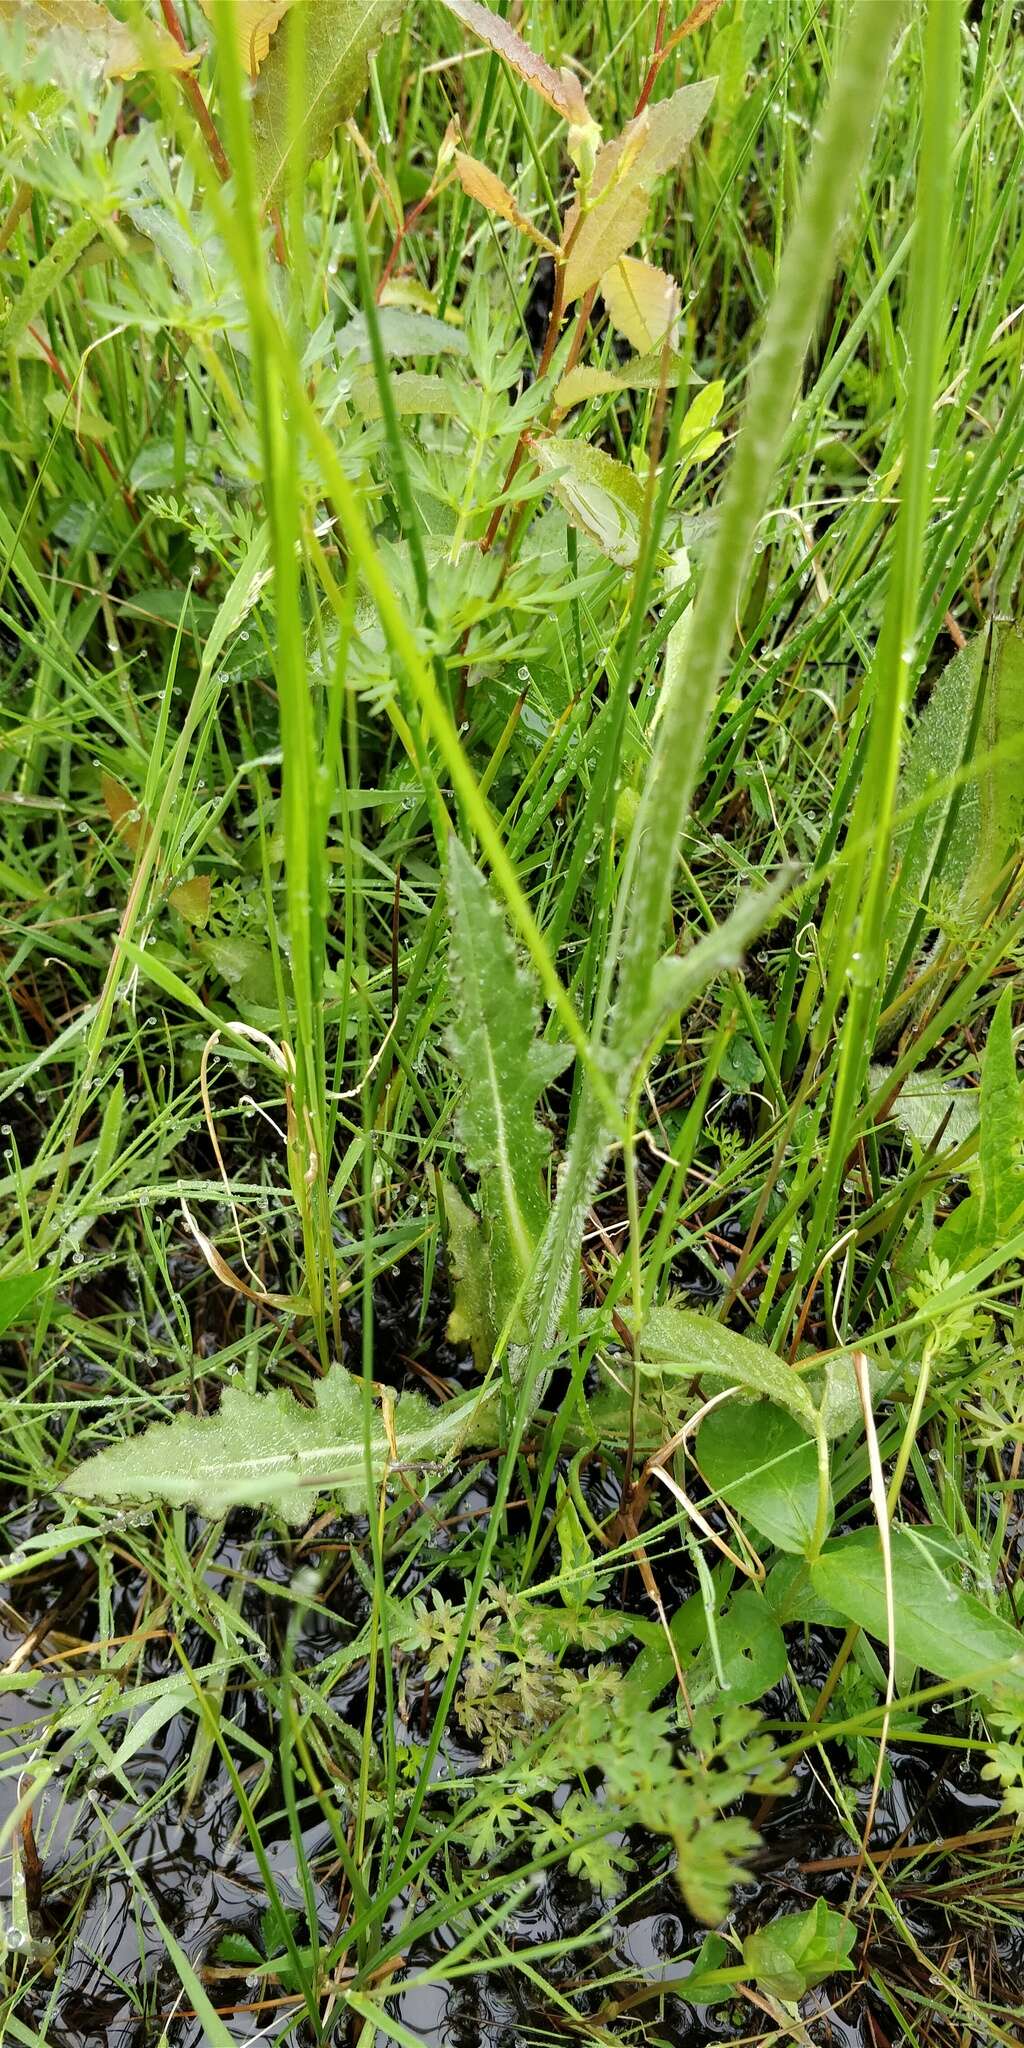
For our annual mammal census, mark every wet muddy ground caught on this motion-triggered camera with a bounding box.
[2,1271,1022,2046]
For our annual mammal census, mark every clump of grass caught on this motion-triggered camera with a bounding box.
[2,1,1024,2043]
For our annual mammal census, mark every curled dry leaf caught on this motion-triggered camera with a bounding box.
[562,77,716,303]
[196,0,298,78]
[0,0,199,75]
[440,0,588,122]
[601,255,680,355]
[453,150,559,252]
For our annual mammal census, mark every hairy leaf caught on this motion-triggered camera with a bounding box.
[442,1177,494,1368]
[561,78,716,303]
[251,0,405,202]
[601,255,679,354]
[892,624,1024,953]
[62,1366,491,1524]
[447,838,570,1336]
[639,1306,820,1430]
[532,435,645,565]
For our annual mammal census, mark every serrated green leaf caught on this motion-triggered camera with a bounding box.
[561,78,717,302]
[810,1526,1024,1703]
[447,838,570,1336]
[697,1401,828,1557]
[251,0,406,203]
[441,1177,494,1369]
[639,1307,820,1430]
[62,1365,491,1525]
[532,435,645,565]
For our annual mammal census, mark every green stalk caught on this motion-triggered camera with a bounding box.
[806,0,961,1271]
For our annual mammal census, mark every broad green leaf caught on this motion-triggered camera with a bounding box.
[554,348,690,411]
[337,307,469,360]
[691,1585,787,1706]
[196,933,277,1006]
[764,1554,846,1628]
[811,1527,1024,1703]
[251,0,405,202]
[697,1401,828,1556]
[561,78,716,303]
[628,1579,785,1708]
[742,1900,856,2000]
[63,1365,491,1525]
[0,0,199,76]
[639,1306,820,1431]
[531,436,645,566]
[892,625,1024,949]
[0,1267,57,1339]
[447,838,570,1339]
[677,377,726,476]
[440,0,589,121]
[600,255,679,355]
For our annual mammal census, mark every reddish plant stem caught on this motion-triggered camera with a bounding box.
[158,0,232,185]
[378,186,441,299]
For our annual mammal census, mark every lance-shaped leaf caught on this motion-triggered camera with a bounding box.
[562,77,716,303]
[440,0,588,121]
[601,255,679,355]
[62,1365,491,1525]
[447,838,570,1327]
[0,0,199,75]
[932,985,1024,1268]
[197,0,297,77]
[251,0,405,202]
[532,435,645,566]
[453,150,558,252]
[555,349,689,411]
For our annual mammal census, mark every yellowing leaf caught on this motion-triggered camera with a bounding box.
[453,150,558,252]
[532,435,646,567]
[601,256,679,355]
[197,0,297,77]
[678,377,725,475]
[554,348,689,410]
[102,772,212,926]
[0,0,199,75]
[562,77,716,303]
[440,0,588,121]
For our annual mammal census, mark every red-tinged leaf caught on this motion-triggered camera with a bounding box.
[440,0,588,121]
[562,77,716,303]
